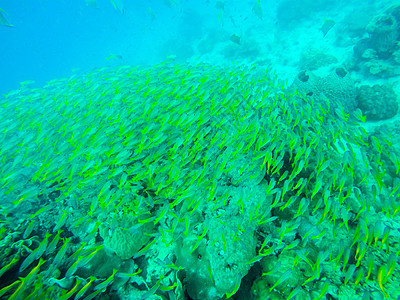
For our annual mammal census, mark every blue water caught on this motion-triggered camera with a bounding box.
[0,0,217,94]
[1,0,400,300]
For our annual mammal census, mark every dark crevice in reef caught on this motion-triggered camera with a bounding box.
[232,262,262,300]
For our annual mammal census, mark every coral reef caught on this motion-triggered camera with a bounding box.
[292,67,358,113]
[357,84,398,121]
[366,14,398,56]
[341,9,375,38]
[352,5,400,77]
[299,47,338,71]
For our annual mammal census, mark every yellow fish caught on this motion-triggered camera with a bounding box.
[110,0,124,13]
[106,54,123,60]
[0,8,13,27]
[230,34,241,45]
[86,0,123,13]
[163,0,178,8]
[252,1,263,20]
[320,19,335,37]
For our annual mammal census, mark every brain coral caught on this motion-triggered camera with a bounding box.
[292,67,358,113]
[299,47,338,70]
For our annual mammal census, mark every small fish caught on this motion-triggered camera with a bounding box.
[78,247,102,268]
[353,109,366,122]
[311,177,323,200]
[78,288,103,300]
[23,220,35,239]
[287,286,302,300]
[385,254,396,279]
[225,273,241,298]
[22,258,46,288]
[344,265,356,285]
[59,278,82,300]
[53,238,71,267]
[75,276,96,300]
[215,1,225,10]
[70,243,87,262]
[0,8,13,27]
[252,1,263,20]
[94,269,118,291]
[110,0,124,13]
[120,223,143,235]
[85,0,97,8]
[165,54,176,60]
[0,280,21,298]
[0,257,19,279]
[106,54,123,60]
[19,248,38,273]
[115,269,142,279]
[65,256,84,278]
[245,255,263,266]
[53,210,69,232]
[269,269,292,292]
[282,239,300,251]
[140,276,164,300]
[354,269,364,286]
[377,266,389,299]
[342,248,351,272]
[315,282,329,300]
[163,0,177,8]
[295,197,309,218]
[98,181,112,197]
[156,256,183,270]
[34,233,52,260]
[320,19,335,37]
[146,6,156,20]
[262,261,281,276]
[29,205,52,220]
[292,178,304,191]
[154,205,169,225]
[230,34,241,45]
[48,277,76,290]
[258,234,271,253]
[10,259,46,300]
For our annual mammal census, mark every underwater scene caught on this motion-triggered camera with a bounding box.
[1,0,400,299]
